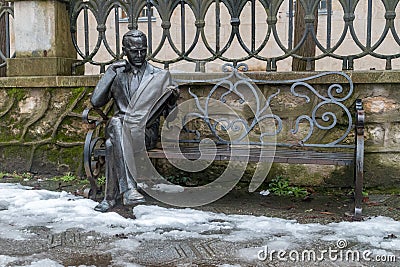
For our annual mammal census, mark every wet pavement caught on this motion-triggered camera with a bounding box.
[0,178,399,267]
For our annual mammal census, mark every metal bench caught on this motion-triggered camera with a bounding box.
[83,65,364,217]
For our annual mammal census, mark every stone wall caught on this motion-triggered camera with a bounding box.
[0,71,399,188]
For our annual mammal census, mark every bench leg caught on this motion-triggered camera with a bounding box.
[354,99,365,218]
[83,128,105,199]
[354,136,364,217]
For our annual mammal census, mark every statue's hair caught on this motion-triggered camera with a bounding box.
[122,30,147,46]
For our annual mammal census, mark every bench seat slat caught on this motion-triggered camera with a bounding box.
[146,146,354,166]
[94,146,353,165]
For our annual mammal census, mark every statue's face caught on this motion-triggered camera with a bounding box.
[123,36,147,68]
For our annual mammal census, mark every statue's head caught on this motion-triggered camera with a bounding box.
[122,30,148,68]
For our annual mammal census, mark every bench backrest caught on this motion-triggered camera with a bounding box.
[171,64,355,149]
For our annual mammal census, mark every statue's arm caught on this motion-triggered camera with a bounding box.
[163,85,179,121]
[159,71,179,120]
[90,61,126,107]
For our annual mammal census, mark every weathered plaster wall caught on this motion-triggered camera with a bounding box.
[14,0,75,58]
[0,71,399,188]
[0,76,98,176]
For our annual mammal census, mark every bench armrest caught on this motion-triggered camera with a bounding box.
[82,107,109,126]
[355,99,365,135]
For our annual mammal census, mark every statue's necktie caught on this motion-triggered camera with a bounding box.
[129,70,140,98]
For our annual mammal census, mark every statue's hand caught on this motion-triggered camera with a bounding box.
[109,60,127,72]
[163,86,180,122]
[168,86,180,104]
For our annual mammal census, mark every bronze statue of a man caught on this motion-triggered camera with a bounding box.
[90,29,178,212]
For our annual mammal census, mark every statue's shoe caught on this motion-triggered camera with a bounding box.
[123,189,146,205]
[94,199,116,212]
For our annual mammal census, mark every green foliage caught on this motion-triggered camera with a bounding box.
[0,171,33,180]
[7,88,26,101]
[347,189,369,197]
[21,172,33,180]
[165,175,190,186]
[0,172,13,179]
[290,186,309,198]
[50,172,77,183]
[268,176,308,198]
[268,176,290,196]
[367,187,400,195]
[71,87,86,100]
[97,176,106,186]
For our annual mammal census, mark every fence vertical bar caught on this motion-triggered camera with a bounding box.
[251,0,255,52]
[181,0,186,54]
[327,0,331,49]
[115,6,120,58]
[288,0,294,49]
[147,0,152,55]
[215,0,220,53]
[84,6,89,57]
[366,0,372,48]
[5,7,10,58]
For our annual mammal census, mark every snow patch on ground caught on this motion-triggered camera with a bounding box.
[1,183,400,248]
[151,183,185,193]
[1,183,399,265]
[0,255,17,266]
[16,258,63,267]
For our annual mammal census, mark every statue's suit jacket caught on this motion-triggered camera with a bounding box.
[91,61,175,150]
[91,61,172,119]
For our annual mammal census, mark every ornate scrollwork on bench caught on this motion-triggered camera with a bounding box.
[174,64,355,149]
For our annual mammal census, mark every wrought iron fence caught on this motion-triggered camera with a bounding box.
[0,1,13,73]
[68,0,399,73]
